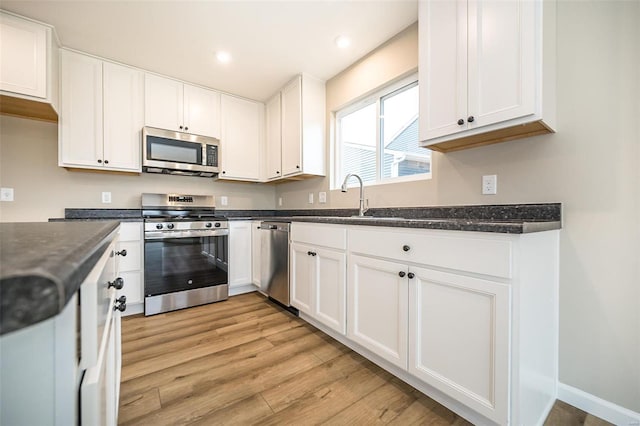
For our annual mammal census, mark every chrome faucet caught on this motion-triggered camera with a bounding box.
[341,173,368,217]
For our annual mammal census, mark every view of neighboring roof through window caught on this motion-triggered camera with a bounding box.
[334,75,430,189]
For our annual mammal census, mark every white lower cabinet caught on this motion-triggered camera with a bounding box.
[116,222,144,315]
[290,223,347,335]
[251,220,263,290]
[293,222,558,426]
[347,254,408,369]
[408,267,509,425]
[228,221,253,293]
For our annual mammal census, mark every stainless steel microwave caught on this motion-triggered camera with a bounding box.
[142,127,220,177]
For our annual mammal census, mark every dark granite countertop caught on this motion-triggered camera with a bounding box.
[0,221,120,335]
[50,204,561,234]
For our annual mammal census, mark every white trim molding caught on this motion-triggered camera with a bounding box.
[558,383,640,425]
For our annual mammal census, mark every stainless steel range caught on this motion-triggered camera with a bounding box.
[142,193,228,316]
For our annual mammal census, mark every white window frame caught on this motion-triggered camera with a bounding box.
[332,73,430,190]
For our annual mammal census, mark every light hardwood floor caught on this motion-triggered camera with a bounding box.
[119,292,611,426]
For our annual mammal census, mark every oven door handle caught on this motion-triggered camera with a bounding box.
[144,229,229,240]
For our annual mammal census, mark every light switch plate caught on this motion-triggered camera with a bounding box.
[101,192,112,203]
[318,192,327,203]
[308,193,314,204]
[278,197,283,207]
[482,175,497,195]
[0,187,14,202]
[220,196,228,206]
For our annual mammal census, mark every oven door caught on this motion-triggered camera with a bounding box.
[144,231,228,297]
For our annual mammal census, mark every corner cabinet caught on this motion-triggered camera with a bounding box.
[290,223,347,335]
[419,0,556,152]
[219,94,264,181]
[59,50,143,172]
[264,74,326,181]
[144,73,221,139]
[0,11,59,122]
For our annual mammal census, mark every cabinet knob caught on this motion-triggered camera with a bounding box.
[402,245,410,252]
[179,125,183,130]
[467,116,475,123]
[117,295,127,304]
[185,127,189,131]
[104,160,109,164]
[398,271,406,277]
[457,119,464,125]
[276,171,280,174]
[114,302,127,312]
[116,249,127,257]
[407,272,415,279]
[296,165,300,169]
[97,159,102,164]
[108,277,124,290]
[222,171,226,174]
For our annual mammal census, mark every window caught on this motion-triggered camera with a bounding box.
[334,76,430,189]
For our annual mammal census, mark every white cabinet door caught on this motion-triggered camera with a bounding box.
[0,12,47,98]
[59,50,103,168]
[144,73,183,132]
[228,221,252,287]
[314,247,346,335]
[281,76,302,176]
[184,84,220,138]
[408,266,509,425]
[467,0,536,128]
[290,242,313,315]
[103,62,143,171]
[419,0,467,141]
[265,93,282,180]
[251,221,262,289]
[220,94,263,181]
[347,254,408,369]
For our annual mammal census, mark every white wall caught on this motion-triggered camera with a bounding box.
[0,116,276,222]
[277,1,640,414]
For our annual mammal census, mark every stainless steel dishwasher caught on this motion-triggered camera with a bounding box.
[259,221,291,306]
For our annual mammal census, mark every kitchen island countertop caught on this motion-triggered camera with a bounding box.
[0,221,119,335]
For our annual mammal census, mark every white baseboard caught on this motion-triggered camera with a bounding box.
[558,382,640,425]
[120,302,143,316]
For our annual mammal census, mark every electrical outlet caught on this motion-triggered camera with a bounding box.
[318,192,327,203]
[308,193,314,204]
[220,196,228,206]
[0,187,14,202]
[278,197,283,207]
[482,175,497,195]
[101,192,112,203]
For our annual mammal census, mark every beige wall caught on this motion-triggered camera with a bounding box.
[277,2,640,414]
[0,116,276,222]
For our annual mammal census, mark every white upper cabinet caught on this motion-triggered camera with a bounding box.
[103,62,144,171]
[265,93,282,180]
[220,94,264,181]
[419,0,556,152]
[144,73,220,139]
[59,50,143,172]
[0,11,58,121]
[266,74,325,181]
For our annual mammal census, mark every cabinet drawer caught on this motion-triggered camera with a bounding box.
[291,222,346,250]
[119,222,142,242]
[349,227,512,279]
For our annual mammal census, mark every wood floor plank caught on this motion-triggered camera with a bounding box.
[119,292,601,426]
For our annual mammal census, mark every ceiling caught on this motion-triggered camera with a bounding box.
[1,1,418,102]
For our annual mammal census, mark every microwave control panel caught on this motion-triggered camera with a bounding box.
[206,145,218,167]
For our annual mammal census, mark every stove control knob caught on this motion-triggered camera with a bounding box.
[205,223,213,228]
[167,223,175,229]
[156,224,163,230]
[214,222,221,228]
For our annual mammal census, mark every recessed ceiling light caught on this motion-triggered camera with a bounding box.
[335,35,351,49]
[216,51,231,64]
